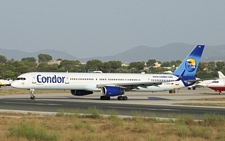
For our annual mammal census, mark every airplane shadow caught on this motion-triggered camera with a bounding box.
[147,97,170,100]
[4,96,173,101]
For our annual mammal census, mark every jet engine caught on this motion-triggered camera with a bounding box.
[71,90,93,96]
[101,86,124,96]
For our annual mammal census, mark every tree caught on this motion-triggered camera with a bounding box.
[216,61,225,71]
[146,59,156,67]
[170,60,181,67]
[102,61,122,73]
[197,62,206,71]
[128,61,145,71]
[0,55,7,63]
[56,58,63,61]
[59,60,80,72]
[208,61,216,71]
[86,59,103,71]
[37,62,56,72]
[38,54,52,62]
[21,57,36,62]
[161,61,171,67]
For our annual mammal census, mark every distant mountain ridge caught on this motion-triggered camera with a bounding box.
[1,43,225,63]
[0,48,77,61]
[78,43,225,62]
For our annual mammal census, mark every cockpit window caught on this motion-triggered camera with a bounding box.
[16,77,26,80]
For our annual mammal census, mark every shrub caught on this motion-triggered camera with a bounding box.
[7,122,59,141]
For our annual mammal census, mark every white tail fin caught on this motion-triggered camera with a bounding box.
[218,71,225,78]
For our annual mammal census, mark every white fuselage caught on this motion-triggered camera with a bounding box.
[11,72,182,92]
[134,80,185,91]
[207,78,225,92]
[195,80,214,87]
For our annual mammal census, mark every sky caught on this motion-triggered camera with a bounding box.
[1,0,225,58]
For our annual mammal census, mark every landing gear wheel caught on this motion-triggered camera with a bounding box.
[117,96,122,100]
[123,96,128,100]
[117,96,128,100]
[29,89,35,100]
[30,96,36,100]
[100,96,110,100]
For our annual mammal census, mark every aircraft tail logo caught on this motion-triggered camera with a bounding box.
[185,58,196,72]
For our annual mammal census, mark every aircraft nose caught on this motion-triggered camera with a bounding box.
[11,81,17,88]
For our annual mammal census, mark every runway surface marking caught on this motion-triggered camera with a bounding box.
[4,101,62,106]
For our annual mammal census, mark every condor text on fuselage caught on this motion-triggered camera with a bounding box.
[36,75,65,84]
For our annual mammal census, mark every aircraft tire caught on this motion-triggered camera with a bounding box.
[117,96,127,100]
[117,96,122,100]
[100,96,110,100]
[30,96,36,100]
[123,96,128,100]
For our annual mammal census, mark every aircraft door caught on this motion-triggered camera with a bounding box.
[222,79,225,86]
[32,75,36,84]
[65,75,69,84]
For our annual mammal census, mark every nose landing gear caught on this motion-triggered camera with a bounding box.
[29,89,36,100]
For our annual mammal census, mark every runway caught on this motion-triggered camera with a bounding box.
[1,87,225,119]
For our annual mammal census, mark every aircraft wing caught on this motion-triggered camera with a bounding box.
[96,81,163,90]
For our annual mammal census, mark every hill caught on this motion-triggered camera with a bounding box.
[79,43,225,62]
[0,48,77,61]
[1,43,225,62]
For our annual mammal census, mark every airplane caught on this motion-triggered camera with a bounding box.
[11,45,205,100]
[186,71,225,90]
[207,71,225,95]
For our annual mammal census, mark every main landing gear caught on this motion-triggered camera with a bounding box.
[100,95,128,100]
[117,95,128,100]
[100,96,110,100]
[29,89,36,100]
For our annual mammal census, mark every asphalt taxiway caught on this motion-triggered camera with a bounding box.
[1,87,225,119]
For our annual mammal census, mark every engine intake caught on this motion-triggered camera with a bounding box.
[102,86,124,96]
[71,90,93,96]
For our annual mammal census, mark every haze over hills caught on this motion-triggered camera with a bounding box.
[1,43,225,63]
[0,48,77,61]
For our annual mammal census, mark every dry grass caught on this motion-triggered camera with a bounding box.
[0,89,70,95]
[174,102,225,107]
[175,97,225,107]
[0,111,225,141]
[192,98,225,101]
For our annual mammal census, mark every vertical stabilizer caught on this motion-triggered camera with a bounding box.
[173,45,205,86]
[218,71,225,78]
